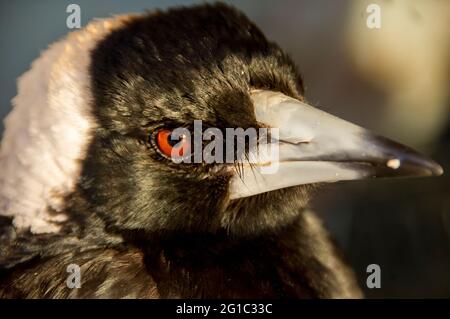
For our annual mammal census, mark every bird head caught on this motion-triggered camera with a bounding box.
[0,4,442,237]
[81,4,442,237]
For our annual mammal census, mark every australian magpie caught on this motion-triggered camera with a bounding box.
[0,3,443,298]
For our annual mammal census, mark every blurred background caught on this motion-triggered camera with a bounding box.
[0,0,449,297]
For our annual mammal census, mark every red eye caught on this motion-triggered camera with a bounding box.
[155,129,190,159]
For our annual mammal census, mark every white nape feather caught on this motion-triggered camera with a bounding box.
[0,15,135,234]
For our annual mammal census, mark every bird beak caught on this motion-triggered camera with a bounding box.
[229,90,443,199]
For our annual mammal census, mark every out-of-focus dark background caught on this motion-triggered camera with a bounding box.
[0,0,449,297]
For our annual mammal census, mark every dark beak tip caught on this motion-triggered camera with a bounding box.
[415,155,444,177]
[379,152,443,178]
[431,162,444,176]
[365,134,444,178]
[403,158,444,177]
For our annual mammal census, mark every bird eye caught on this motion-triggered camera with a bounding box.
[155,129,190,159]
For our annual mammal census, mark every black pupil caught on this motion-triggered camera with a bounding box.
[168,134,181,147]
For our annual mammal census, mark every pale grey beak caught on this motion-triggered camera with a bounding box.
[229,90,443,199]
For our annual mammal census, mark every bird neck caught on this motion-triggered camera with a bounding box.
[119,210,361,298]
